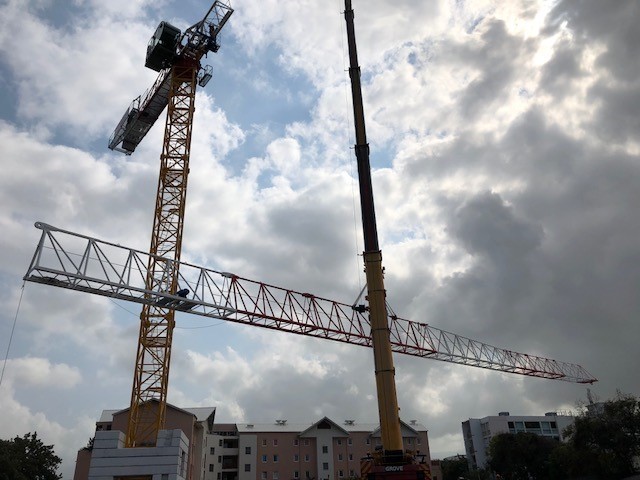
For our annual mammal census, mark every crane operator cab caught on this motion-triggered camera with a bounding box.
[145,21,181,71]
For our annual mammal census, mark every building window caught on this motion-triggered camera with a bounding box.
[348,454,353,461]
[304,454,310,462]
[262,439,267,446]
[294,454,299,462]
[219,439,223,447]
[350,471,354,477]
[245,465,251,472]
[273,472,279,480]
[417,438,421,445]
[338,454,343,461]
[304,439,310,446]
[305,472,311,479]
[323,463,329,471]
[339,470,344,478]
[273,455,279,463]
[294,472,299,479]
[322,446,328,454]
[407,438,413,445]
[347,439,352,446]
[217,474,221,480]
[246,447,252,454]
[218,456,222,463]
[262,455,267,463]
[366,439,370,445]
[209,465,214,472]
[337,439,342,445]
[274,439,278,446]
[294,439,299,446]
[210,447,215,454]
[262,473,267,480]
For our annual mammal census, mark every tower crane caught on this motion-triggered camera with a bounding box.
[22,0,596,474]
[107,1,233,448]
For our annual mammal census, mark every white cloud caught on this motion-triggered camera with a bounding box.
[0,0,638,477]
[1,356,81,389]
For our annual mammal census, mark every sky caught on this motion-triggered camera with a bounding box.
[1,0,639,477]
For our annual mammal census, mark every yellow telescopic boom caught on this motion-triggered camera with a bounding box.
[344,0,404,459]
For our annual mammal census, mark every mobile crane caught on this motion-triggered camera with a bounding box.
[344,1,430,478]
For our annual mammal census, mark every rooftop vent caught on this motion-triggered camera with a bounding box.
[498,412,510,416]
[276,420,287,425]
[545,412,557,417]
[410,420,417,425]
[344,420,355,425]
[246,424,254,428]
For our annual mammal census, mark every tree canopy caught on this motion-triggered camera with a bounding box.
[563,392,640,478]
[488,432,557,479]
[0,432,62,480]
[486,392,640,480]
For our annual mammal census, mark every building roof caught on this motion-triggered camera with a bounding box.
[234,418,427,434]
[97,403,215,425]
[465,412,574,422]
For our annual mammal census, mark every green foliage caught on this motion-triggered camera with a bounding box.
[0,432,62,480]
[488,432,557,479]
[441,455,468,480]
[485,393,640,479]
[563,392,640,479]
[440,456,491,480]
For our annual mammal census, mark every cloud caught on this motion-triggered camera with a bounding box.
[1,356,81,389]
[1,0,639,477]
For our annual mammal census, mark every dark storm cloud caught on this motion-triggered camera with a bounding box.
[448,191,543,264]
[448,19,535,121]
[546,0,640,83]
[587,82,640,144]
[538,39,585,98]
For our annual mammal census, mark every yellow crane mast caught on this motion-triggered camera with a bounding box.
[108,2,233,448]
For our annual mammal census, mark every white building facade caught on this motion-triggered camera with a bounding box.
[462,411,574,470]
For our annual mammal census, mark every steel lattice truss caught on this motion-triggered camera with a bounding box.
[24,222,597,384]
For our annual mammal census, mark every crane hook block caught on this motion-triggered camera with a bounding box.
[145,21,181,72]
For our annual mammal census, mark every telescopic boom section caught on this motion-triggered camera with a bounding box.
[344,0,405,461]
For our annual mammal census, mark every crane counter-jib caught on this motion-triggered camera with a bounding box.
[108,69,172,154]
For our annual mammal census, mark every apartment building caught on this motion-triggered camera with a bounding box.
[74,404,431,480]
[74,400,216,480]
[462,411,574,469]
[203,417,431,480]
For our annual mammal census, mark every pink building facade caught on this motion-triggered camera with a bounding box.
[204,418,431,480]
[74,408,432,480]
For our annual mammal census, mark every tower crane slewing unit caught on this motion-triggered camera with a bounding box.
[108,1,232,156]
[106,1,233,448]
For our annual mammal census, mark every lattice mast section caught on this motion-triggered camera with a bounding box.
[126,62,198,447]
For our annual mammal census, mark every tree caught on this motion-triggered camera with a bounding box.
[440,455,491,480]
[0,432,62,480]
[563,392,640,479]
[487,432,557,479]
[441,455,469,480]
